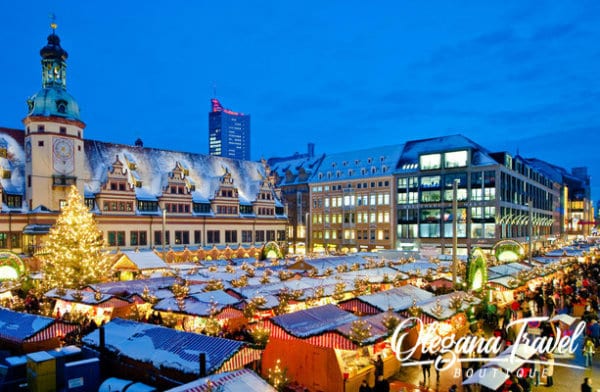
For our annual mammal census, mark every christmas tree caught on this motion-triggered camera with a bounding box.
[41,186,112,292]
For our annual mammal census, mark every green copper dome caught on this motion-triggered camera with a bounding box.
[27,88,81,121]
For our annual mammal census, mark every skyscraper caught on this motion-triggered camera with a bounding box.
[208,98,251,160]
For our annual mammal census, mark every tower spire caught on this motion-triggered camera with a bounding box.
[49,13,58,32]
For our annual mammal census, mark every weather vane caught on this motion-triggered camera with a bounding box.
[49,13,57,31]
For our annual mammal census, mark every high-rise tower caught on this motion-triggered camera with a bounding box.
[208,98,250,161]
[22,22,86,211]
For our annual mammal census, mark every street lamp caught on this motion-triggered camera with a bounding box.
[162,208,166,261]
[452,179,459,288]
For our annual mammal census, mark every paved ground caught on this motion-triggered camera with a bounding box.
[388,334,599,392]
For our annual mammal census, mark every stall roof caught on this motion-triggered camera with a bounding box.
[165,369,276,392]
[113,251,169,271]
[349,285,435,312]
[417,292,481,321]
[270,304,357,338]
[335,311,401,345]
[0,307,55,342]
[82,318,245,375]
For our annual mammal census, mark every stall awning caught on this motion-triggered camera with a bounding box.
[23,224,52,235]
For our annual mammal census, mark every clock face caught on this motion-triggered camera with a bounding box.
[25,140,31,162]
[53,138,72,159]
[53,137,74,174]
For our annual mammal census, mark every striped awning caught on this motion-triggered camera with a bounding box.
[218,347,261,373]
[338,299,379,315]
[268,324,357,350]
[23,322,77,343]
[216,307,244,320]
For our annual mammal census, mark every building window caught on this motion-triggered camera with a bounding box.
[0,232,21,248]
[59,126,67,134]
[37,125,45,132]
[131,231,147,246]
[59,199,67,210]
[38,141,44,147]
[277,230,286,241]
[240,205,253,214]
[207,230,220,244]
[154,230,170,246]
[107,231,126,247]
[420,153,441,170]
[175,231,190,245]
[193,203,211,213]
[194,230,202,244]
[242,230,252,243]
[444,150,468,168]
[138,200,158,212]
[225,230,237,243]
[255,230,265,242]
[266,230,275,241]
[4,195,22,208]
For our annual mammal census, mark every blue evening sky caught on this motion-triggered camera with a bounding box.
[1,1,599,198]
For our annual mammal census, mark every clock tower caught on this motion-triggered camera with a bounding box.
[23,22,86,211]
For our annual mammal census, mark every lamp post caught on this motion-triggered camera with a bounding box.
[305,212,310,255]
[162,208,166,261]
[452,179,459,288]
[528,199,533,265]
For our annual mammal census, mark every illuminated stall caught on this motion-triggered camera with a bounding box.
[262,304,405,392]
[46,288,133,325]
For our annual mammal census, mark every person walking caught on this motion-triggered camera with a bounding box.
[583,337,595,367]
[420,351,431,385]
[544,353,554,387]
[581,377,592,392]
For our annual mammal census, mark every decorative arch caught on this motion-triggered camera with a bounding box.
[467,247,488,292]
[0,252,26,281]
[493,240,524,263]
[261,242,283,260]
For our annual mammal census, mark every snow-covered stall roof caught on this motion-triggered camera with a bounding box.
[349,285,435,312]
[82,318,246,375]
[86,277,177,296]
[270,304,357,338]
[153,290,241,316]
[335,311,401,345]
[113,251,169,271]
[45,288,114,304]
[0,307,75,343]
[165,368,276,392]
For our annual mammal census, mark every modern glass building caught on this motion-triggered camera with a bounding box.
[208,98,251,161]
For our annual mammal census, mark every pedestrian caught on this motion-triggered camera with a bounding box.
[532,354,541,387]
[433,351,442,384]
[583,337,595,367]
[509,374,524,392]
[581,377,592,392]
[374,375,390,392]
[374,354,384,378]
[420,351,431,385]
[544,353,554,387]
[359,379,372,392]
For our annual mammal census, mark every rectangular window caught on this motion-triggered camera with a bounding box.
[266,230,275,241]
[194,230,202,244]
[255,230,265,242]
[420,153,441,170]
[207,230,220,244]
[225,230,238,243]
[175,230,190,245]
[242,230,252,243]
[444,150,468,168]
[107,231,125,246]
[277,230,286,241]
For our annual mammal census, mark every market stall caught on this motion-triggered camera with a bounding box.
[262,304,402,392]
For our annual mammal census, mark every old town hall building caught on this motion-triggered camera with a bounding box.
[0,28,287,257]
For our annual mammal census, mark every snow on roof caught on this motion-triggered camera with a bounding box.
[488,263,528,277]
[87,277,177,296]
[270,304,357,338]
[335,311,398,344]
[268,153,325,186]
[0,307,55,342]
[153,290,241,316]
[396,134,497,170]
[392,262,439,274]
[417,291,481,320]
[98,378,156,392]
[82,318,245,375]
[165,368,276,392]
[351,285,435,312]
[83,140,271,205]
[118,251,169,270]
[312,144,404,183]
[45,288,114,304]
